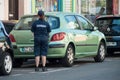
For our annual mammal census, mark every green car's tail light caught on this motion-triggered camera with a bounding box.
[9,34,16,42]
[51,32,66,41]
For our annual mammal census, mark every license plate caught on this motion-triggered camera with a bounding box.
[20,47,34,52]
[107,42,117,46]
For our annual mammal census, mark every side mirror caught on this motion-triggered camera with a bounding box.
[93,26,98,31]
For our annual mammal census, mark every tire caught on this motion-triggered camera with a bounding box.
[0,52,12,75]
[13,59,23,67]
[94,42,106,62]
[61,44,74,67]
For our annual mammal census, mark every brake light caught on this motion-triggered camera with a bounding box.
[51,32,66,41]
[9,34,16,42]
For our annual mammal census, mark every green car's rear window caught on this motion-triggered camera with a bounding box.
[15,16,60,30]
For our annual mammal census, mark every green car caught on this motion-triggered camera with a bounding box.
[9,12,107,67]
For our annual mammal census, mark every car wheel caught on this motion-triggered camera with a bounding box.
[61,44,74,67]
[13,59,23,67]
[94,42,106,62]
[0,52,12,75]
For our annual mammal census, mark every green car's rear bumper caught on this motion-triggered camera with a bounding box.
[12,43,67,58]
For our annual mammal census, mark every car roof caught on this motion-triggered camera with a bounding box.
[96,15,120,19]
[21,12,80,18]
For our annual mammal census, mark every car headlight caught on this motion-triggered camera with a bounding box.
[0,42,4,47]
[0,42,9,51]
[0,42,5,51]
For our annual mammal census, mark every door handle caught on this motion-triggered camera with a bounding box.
[30,39,34,41]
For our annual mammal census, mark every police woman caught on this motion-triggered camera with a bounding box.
[31,10,51,72]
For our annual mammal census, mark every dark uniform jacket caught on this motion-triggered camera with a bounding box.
[31,19,51,38]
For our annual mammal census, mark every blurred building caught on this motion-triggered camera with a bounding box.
[0,0,120,20]
[0,0,9,20]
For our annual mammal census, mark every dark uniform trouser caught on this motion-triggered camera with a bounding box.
[34,36,48,57]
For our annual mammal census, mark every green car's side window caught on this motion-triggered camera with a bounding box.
[65,15,80,29]
[76,16,93,30]
[45,16,60,29]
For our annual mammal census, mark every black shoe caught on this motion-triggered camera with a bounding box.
[42,66,47,72]
[35,67,39,72]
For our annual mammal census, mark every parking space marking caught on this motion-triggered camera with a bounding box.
[13,69,33,72]
[41,68,70,74]
[27,68,70,74]
[11,74,22,77]
[7,68,70,77]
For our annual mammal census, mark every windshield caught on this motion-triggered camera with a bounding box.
[15,16,60,30]
[95,18,120,36]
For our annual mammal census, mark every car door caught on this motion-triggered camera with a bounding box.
[65,15,88,56]
[76,15,98,54]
